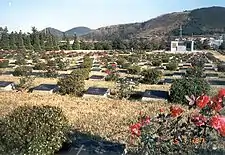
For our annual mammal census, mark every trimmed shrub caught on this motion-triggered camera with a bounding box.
[0,105,69,155]
[13,66,32,76]
[127,65,141,75]
[71,68,90,80]
[152,60,162,66]
[141,69,162,84]
[162,57,169,63]
[169,78,210,104]
[33,62,47,70]
[105,73,120,81]
[58,74,85,96]
[186,67,204,78]
[165,62,178,71]
[217,63,225,72]
[0,60,9,68]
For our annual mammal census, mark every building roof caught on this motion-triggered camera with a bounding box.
[85,87,109,95]
[33,84,59,91]
[143,90,168,99]
[0,81,14,87]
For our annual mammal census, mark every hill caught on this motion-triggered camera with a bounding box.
[65,27,92,36]
[43,27,63,37]
[42,27,92,38]
[81,6,225,40]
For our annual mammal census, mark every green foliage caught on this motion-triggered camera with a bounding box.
[186,67,204,78]
[0,105,69,155]
[72,35,80,50]
[141,69,162,84]
[105,73,120,81]
[33,62,47,70]
[219,42,225,50]
[0,60,9,68]
[166,62,178,71]
[13,66,32,76]
[217,63,225,72]
[116,57,127,66]
[152,60,162,66]
[127,65,141,75]
[169,78,210,104]
[115,78,138,99]
[17,76,35,91]
[71,68,90,80]
[81,56,93,70]
[58,74,85,96]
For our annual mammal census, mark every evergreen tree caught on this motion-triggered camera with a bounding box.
[0,29,10,50]
[9,32,17,50]
[66,38,72,50]
[39,33,45,50]
[18,30,25,50]
[52,35,59,50]
[72,34,80,50]
[24,35,33,50]
[31,27,41,52]
[45,34,53,51]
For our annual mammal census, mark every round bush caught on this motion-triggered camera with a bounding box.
[0,105,69,155]
[141,69,162,84]
[169,78,210,104]
[166,62,178,71]
[13,66,32,76]
[186,67,204,78]
[127,65,141,75]
[33,62,47,70]
[217,63,225,72]
[152,60,162,66]
[0,60,9,68]
[58,74,85,96]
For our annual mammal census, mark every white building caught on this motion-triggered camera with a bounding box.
[171,40,194,52]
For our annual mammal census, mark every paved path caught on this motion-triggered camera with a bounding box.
[209,50,225,62]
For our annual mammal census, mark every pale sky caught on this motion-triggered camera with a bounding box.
[0,0,224,32]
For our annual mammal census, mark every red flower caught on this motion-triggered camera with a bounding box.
[111,64,117,67]
[196,95,210,109]
[218,89,225,98]
[210,115,225,136]
[191,114,207,127]
[141,116,150,126]
[159,108,164,113]
[211,97,223,112]
[130,123,142,137]
[105,70,111,74]
[170,106,184,117]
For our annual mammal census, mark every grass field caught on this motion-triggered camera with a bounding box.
[0,91,174,148]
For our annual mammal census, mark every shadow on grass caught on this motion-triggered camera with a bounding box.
[56,130,126,155]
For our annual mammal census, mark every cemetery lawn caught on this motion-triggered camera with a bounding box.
[0,91,176,148]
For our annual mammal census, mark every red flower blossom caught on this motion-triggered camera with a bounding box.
[105,70,111,74]
[210,115,225,136]
[211,97,223,112]
[130,123,142,137]
[170,106,183,117]
[196,95,210,109]
[141,116,151,126]
[218,89,225,98]
[111,64,117,67]
[191,114,207,127]
[159,108,164,113]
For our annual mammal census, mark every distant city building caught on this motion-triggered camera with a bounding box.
[209,37,223,48]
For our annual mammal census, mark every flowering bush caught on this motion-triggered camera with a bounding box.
[130,89,225,154]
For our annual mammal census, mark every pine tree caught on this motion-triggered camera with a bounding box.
[66,38,72,50]
[9,32,17,50]
[0,28,10,50]
[18,30,25,50]
[45,34,53,51]
[52,35,59,50]
[24,35,33,50]
[39,33,45,50]
[72,34,80,50]
[31,27,41,52]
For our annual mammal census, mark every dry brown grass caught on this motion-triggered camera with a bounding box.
[209,50,225,62]
[0,92,174,146]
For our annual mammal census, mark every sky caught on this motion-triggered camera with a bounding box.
[0,0,225,33]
